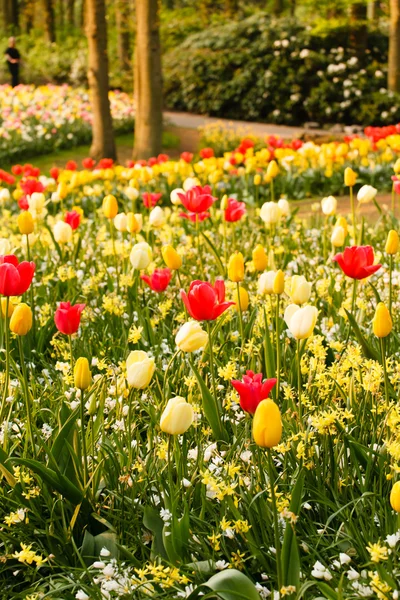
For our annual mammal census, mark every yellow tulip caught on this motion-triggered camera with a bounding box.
[254,174,262,186]
[272,269,285,295]
[74,357,92,390]
[394,158,400,174]
[233,286,249,312]
[335,216,348,237]
[266,160,279,179]
[160,397,194,435]
[127,212,143,234]
[390,481,400,512]
[290,275,311,305]
[17,211,34,235]
[252,244,268,271]
[385,230,399,255]
[1,298,16,319]
[253,399,282,448]
[162,245,182,270]
[9,303,32,336]
[344,167,357,187]
[126,350,155,389]
[102,194,118,219]
[228,252,245,283]
[372,302,392,338]
[176,321,208,352]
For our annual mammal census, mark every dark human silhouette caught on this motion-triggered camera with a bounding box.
[5,37,20,87]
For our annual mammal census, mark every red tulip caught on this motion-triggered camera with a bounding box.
[65,210,81,230]
[224,198,246,222]
[98,158,114,169]
[199,147,214,159]
[50,167,59,181]
[231,371,277,414]
[394,180,400,195]
[332,246,381,280]
[65,160,77,171]
[54,302,85,335]
[157,154,169,163]
[12,164,23,176]
[178,185,216,214]
[141,268,172,292]
[180,279,234,321]
[0,255,35,296]
[143,192,162,208]
[180,152,194,163]
[82,157,95,170]
[179,211,210,222]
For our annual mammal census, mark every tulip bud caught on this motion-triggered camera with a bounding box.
[266,160,279,179]
[149,206,165,228]
[114,213,127,232]
[372,302,392,338]
[160,397,194,435]
[394,159,400,174]
[390,481,400,512]
[57,182,68,200]
[228,252,245,283]
[233,286,249,312]
[170,187,184,205]
[87,393,97,416]
[357,185,377,204]
[103,194,118,219]
[252,244,268,271]
[253,174,261,186]
[74,357,92,390]
[284,304,318,340]
[9,303,32,336]
[253,399,282,448]
[53,221,73,244]
[331,226,345,248]
[220,194,229,210]
[130,242,152,270]
[260,202,281,225]
[277,198,290,217]
[385,230,399,255]
[127,212,143,234]
[321,196,337,216]
[126,350,155,389]
[162,245,182,270]
[175,321,208,352]
[335,216,348,237]
[272,269,285,294]
[17,211,34,235]
[290,275,311,305]
[1,298,15,319]
[344,167,357,187]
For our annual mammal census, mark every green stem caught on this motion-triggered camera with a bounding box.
[109,221,119,293]
[69,336,74,372]
[236,282,244,358]
[270,178,275,203]
[80,388,88,488]
[380,337,390,406]
[267,448,283,591]
[0,297,10,423]
[18,336,34,457]
[26,235,36,338]
[195,215,205,278]
[389,254,393,316]
[350,185,356,244]
[297,339,302,425]
[275,295,280,401]
[206,322,220,419]
[351,279,357,317]
[392,182,395,215]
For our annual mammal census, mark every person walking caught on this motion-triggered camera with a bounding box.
[5,37,20,87]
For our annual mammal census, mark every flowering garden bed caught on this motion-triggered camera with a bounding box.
[0,145,400,598]
[0,85,135,163]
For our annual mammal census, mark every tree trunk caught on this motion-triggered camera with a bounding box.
[24,0,35,32]
[44,0,56,41]
[3,0,11,30]
[67,0,74,25]
[11,0,19,30]
[116,0,131,72]
[350,2,368,56]
[86,0,116,160]
[389,0,400,92]
[273,0,284,16]
[133,0,163,159]
[368,1,379,21]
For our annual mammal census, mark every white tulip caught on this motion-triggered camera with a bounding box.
[357,185,377,204]
[260,202,281,225]
[284,304,318,340]
[321,196,337,216]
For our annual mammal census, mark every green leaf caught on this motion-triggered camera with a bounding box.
[314,582,339,600]
[50,406,79,465]
[190,360,227,442]
[281,468,304,588]
[205,569,260,600]
[143,506,168,561]
[344,309,379,360]
[201,231,226,277]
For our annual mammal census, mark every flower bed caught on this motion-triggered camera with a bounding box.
[0,153,399,597]
[0,84,135,163]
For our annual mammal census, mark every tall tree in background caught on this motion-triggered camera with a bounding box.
[116,0,131,72]
[44,0,56,41]
[350,2,368,56]
[86,0,116,159]
[389,0,400,92]
[133,0,162,159]
[24,0,35,32]
[67,0,75,25]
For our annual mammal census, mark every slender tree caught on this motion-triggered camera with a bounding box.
[86,0,116,159]
[116,0,131,72]
[133,0,163,159]
[389,0,400,92]
[67,0,74,25]
[11,0,19,30]
[24,0,35,32]
[43,0,56,41]
[350,2,368,56]
[2,0,11,30]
